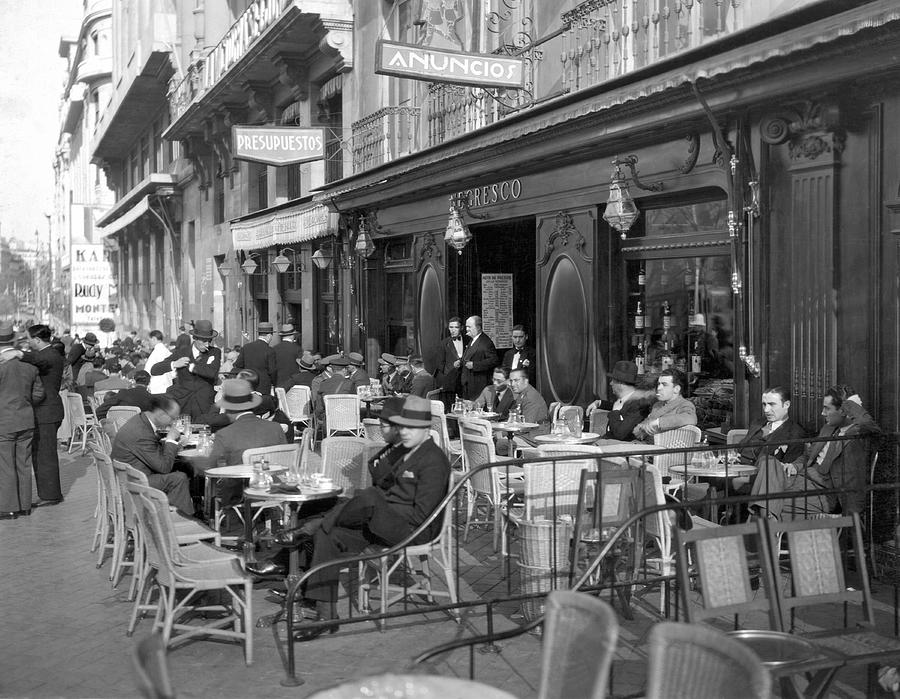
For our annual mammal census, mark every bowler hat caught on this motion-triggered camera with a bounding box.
[0,323,15,346]
[379,397,405,422]
[278,324,295,336]
[388,395,433,428]
[216,378,263,411]
[609,360,638,385]
[190,320,218,340]
[83,332,98,346]
[257,322,274,334]
[347,352,364,366]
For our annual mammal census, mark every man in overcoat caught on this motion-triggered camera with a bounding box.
[150,319,221,420]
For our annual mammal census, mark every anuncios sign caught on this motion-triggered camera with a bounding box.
[375,40,525,88]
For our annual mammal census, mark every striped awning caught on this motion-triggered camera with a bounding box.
[231,201,338,251]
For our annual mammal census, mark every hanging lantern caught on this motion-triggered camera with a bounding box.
[312,245,333,270]
[240,255,258,275]
[444,198,472,255]
[354,215,375,258]
[271,251,291,274]
[602,164,639,238]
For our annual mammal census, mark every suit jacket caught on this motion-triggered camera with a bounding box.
[347,367,370,392]
[385,371,412,395]
[96,386,154,419]
[372,437,450,544]
[473,384,515,419]
[67,342,87,381]
[110,413,180,477]
[806,403,881,498]
[600,393,654,441]
[151,344,221,420]
[21,345,65,424]
[314,374,354,415]
[502,346,537,384]
[460,333,499,400]
[199,413,287,470]
[438,335,467,393]
[234,339,276,394]
[287,369,316,389]
[409,369,435,398]
[367,442,409,490]
[94,376,132,392]
[273,341,303,390]
[645,395,697,434]
[0,355,43,432]
[514,384,550,425]
[739,419,808,465]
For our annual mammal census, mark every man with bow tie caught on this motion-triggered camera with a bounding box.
[150,319,221,420]
[437,317,466,396]
[459,316,498,400]
[501,325,536,385]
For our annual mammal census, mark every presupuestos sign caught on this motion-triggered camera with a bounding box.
[232,126,326,166]
[375,40,525,88]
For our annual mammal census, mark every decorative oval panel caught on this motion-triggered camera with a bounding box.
[543,255,588,403]
[418,263,444,374]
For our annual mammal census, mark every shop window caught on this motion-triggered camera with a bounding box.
[286,164,303,200]
[213,176,225,224]
[385,271,416,357]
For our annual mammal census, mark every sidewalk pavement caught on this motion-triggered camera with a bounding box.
[1,446,896,697]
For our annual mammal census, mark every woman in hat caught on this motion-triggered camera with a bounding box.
[150,320,221,420]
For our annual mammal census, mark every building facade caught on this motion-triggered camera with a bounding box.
[53,0,116,335]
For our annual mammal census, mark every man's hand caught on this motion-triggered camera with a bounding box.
[172,356,190,369]
[453,359,461,368]
[783,462,798,478]
[586,400,601,416]
[522,359,530,367]
[165,425,182,442]
[465,361,474,370]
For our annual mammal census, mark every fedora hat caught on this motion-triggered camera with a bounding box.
[379,396,405,422]
[609,360,638,385]
[298,352,319,371]
[83,332,98,346]
[190,319,218,340]
[278,323,295,336]
[216,378,262,411]
[328,355,350,367]
[0,323,16,346]
[347,351,364,366]
[388,395,432,428]
[257,321,274,334]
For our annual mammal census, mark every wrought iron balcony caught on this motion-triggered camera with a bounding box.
[350,106,421,174]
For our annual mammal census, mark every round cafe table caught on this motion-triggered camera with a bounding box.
[308,673,518,699]
[533,431,601,446]
[490,420,539,457]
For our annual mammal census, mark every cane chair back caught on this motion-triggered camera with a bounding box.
[526,449,599,520]
[653,425,701,479]
[359,475,458,627]
[430,400,461,466]
[106,406,142,435]
[556,404,584,436]
[323,394,362,437]
[240,443,301,472]
[90,446,123,573]
[457,416,492,441]
[548,401,561,422]
[726,428,749,445]
[132,633,175,699]
[58,389,73,442]
[93,389,117,408]
[589,408,610,437]
[646,622,771,699]
[362,418,385,442]
[278,385,312,428]
[320,437,371,496]
[538,592,619,699]
[459,430,505,551]
[674,520,779,626]
[68,391,100,454]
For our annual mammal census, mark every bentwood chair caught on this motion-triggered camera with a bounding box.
[645,622,771,699]
[129,483,253,664]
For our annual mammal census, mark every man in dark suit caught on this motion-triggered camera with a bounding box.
[346,352,370,392]
[407,355,435,398]
[20,324,66,506]
[0,325,44,518]
[586,360,654,441]
[287,353,319,389]
[501,325,537,385]
[96,370,154,419]
[473,367,515,419]
[437,317,466,396]
[460,316,498,400]
[110,395,193,514]
[314,356,354,419]
[196,378,287,506]
[278,396,450,631]
[151,319,221,420]
[273,324,303,390]
[233,321,276,395]
[67,332,99,384]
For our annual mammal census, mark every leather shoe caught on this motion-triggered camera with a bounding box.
[0,512,18,520]
[34,498,63,508]
[16,509,31,517]
[247,560,286,579]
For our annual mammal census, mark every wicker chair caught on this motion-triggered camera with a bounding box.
[556,404,584,435]
[538,591,619,699]
[132,633,175,699]
[589,408,610,437]
[430,400,461,467]
[646,622,771,699]
[320,436,371,496]
[276,385,313,437]
[653,424,702,480]
[526,447,599,520]
[459,430,506,551]
[92,388,118,410]
[128,482,253,664]
[323,394,363,437]
[358,476,458,627]
[90,446,123,573]
[67,391,101,455]
[105,406,141,435]
[362,418,385,442]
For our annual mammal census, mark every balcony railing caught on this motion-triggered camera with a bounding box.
[350,106,421,174]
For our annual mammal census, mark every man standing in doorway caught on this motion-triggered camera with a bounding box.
[501,325,536,385]
[460,316,498,400]
[233,321,276,395]
[20,324,66,507]
[438,317,466,396]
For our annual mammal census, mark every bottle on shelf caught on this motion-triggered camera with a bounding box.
[660,339,674,370]
[637,265,646,286]
[635,301,645,330]
[635,341,646,375]
[690,339,702,374]
[662,300,672,331]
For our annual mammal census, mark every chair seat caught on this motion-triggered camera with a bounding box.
[171,558,248,587]
[178,542,242,564]
[172,516,217,544]
[804,627,900,664]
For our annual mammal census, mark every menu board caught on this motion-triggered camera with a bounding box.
[481,273,513,348]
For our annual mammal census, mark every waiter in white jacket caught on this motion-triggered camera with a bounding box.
[143,330,173,394]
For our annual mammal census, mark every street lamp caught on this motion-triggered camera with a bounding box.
[240,252,259,275]
[312,244,333,270]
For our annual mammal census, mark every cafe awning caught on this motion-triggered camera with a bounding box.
[230,199,338,251]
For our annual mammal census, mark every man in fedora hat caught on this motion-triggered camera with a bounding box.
[67,331,100,384]
[287,352,320,390]
[150,319,222,420]
[345,352,369,392]
[0,323,44,518]
[234,321,277,395]
[197,378,286,508]
[273,324,303,390]
[586,360,655,441]
[256,395,450,632]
